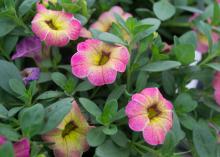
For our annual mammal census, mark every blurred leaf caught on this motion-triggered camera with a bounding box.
[141,61,181,72]
[75,80,94,92]
[9,79,26,96]
[79,98,102,117]
[111,130,129,147]
[179,114,197,130]
[0,60,22,94]
[174,93,198,113]
[153,0,176,21]
[206,63,220,71]
[96,140,130,157]
[8,106,23,117]
[18,0,38,16]
[4,0,15,9]
[112,108,126,121]
[3,35,18,57]
[96,32,127,46]
[0,141,14,157]
[87,127,106,147]
[40,98,73,134]
[107,85,126,102]
[36,91,64,100]
[162,71,175,96]
[193,120,217,157]
[102,124,118,135]
[212,1,220,25]
[173,44,195,65]
[136,72,149,92]
[101,100,118,125]
[0,104,8,119]
[178,31,197,49]
[51,72,67,89]
[0,123,21,141]
[0,18,16,37]
[176,6,203,13]
[19,104,45,137]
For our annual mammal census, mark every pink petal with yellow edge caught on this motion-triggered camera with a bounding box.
[31,21,49,41]
[14,138,30,157]
[67,18,81,40]
[128,114,149,131]
[111,46,130,65]
[88,67,105,86]
[125,101,146,117]
[45,31,69,47]
[102,66,117,85]
[131,93,148,106]
[71,64,90,79]
[143,124,166,145]
[109,58,126,72]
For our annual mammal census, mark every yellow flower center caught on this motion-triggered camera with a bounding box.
[62,121,78,137]
[46,19,58,30]
[93,51,110,66]
[147,104,161,119]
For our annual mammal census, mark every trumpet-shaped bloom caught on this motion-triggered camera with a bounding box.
[42,101,90,157]
[0,136,30,157]
[125,88,173,145]
[21,67,40,85]
[71,39,130,86]
[11,36,42,62]
[91,6,131,32]
[31,3,81,47]
[213,72,220,106]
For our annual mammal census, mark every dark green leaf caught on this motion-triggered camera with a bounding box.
[111,130,129,147]
[0,123,21,141]
[75,80,94,92]
[0,104,8,119]
[107,85,126,102]
[51,72,67,89]
[162,71,175,96]
[87,127,106,147]
[0,18,16,37]
[36,91,64,100]
[79,98,102,117]
[18,0,38,16]
[9,79,26,96]
[141,61,181,72]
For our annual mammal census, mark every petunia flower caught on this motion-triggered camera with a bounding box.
[0,136,30,157]
[125,88,173,145]
[21,67,40,85]
[213,72,220,106]
[31,3,81,47]
[42,101,90,157]
[81,6,132,41]
[11,36,42,63]
[71,39,130,86]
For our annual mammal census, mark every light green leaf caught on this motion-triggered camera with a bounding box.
[141,61,181,72]
[79,98,102,117]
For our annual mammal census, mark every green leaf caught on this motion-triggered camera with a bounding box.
[174,93,197,113]
[141,61,181,72]
[0,141,14,157]
[176,6,203,13]
[36,91,64,100]
[112,108,126,121]
[193,120,217,157]
[162,71,175,96]
[212,1,220,25]
[18,0,38,16]
[96,140,130,157]
[101,100,118,125]
[0,18,16,37]
[4,0,15,9]
[107,85,126,102]
[40,98,73,134]
[79,98,102,117]
[136,72,149,92]
[51,72,67,89]
[96,32,127,46]
[19,104,45,137]
[75,80,94,92]
[111,130,129,147]
[173,44,195,65]
[206,63,220,71]
[9,79,26,96]
[179,114,197,130]
[0,60,22,94]
[102,125,118,135]
[153,0,176,21]
[8,106,23,117]
[178,31,197,49]
[3,35,18,57]
[87,127,106,147]
[0,104,8,119]
[0,123,21,141]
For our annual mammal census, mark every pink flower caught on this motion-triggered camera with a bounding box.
[0,136,30,157]
[125,88,173,145]
[71,39,130,86]
[213,72,220,105]
[31,3,81,47]
[42,101,91,157]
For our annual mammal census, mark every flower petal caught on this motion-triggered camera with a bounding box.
[45,31,69,47]
[125,101,145,117]
[13,138,30,157]
[128,114,149,131]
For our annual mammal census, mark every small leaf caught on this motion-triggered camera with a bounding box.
[107,85,126,102]
[51,72,67,89]
[97,32,127,46]
[0,104,8,119]
[75,80,94,92]
[8,106,23,117]
[111,130,129,147]
[141,61,181,72]
[19,104,45,137]
[101,100,118,125]
[79,98,102,117]
[153,0,176,21]
[9,79,26,96]
[102,125,118,135]
[87,127,106,147]
[36,91,64,100]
